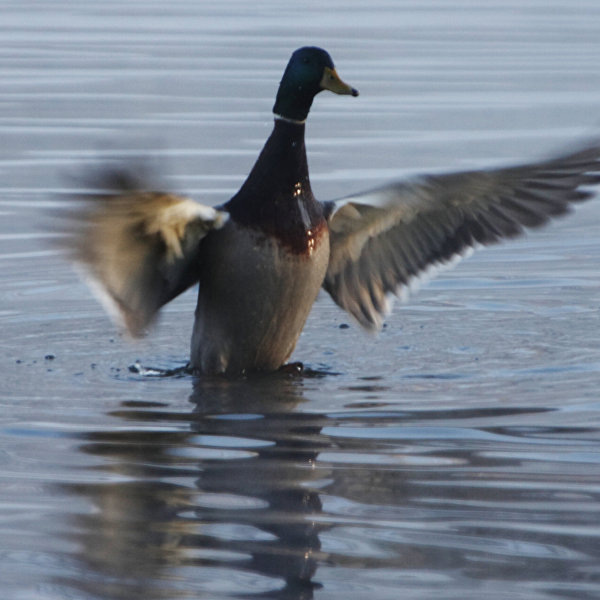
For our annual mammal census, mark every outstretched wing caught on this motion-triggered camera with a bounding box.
[323,144,600,330]
[62,169,228,336]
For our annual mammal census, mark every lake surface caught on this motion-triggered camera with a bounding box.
[1,1,600,599]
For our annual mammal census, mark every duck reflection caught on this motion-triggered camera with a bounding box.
[60,373,330,600]
[189,375,331,597]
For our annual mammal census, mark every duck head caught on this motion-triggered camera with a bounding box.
[272,46,359,122]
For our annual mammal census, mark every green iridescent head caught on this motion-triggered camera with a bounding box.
[272,46,359,122]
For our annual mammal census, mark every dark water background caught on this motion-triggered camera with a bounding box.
[1,1,599,598]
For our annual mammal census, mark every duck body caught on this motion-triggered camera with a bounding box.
[192,119,330,374]
[66,47,600,377]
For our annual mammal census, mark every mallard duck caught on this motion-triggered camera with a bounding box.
[67,46,599,375]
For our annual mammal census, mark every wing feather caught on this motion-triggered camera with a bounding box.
[323,143,600,330]
[61,169,228,336]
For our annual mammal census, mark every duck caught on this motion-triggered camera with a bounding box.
[67,46,600,376]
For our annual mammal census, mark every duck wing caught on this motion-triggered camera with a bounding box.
[62,169,228,337]
[322,143,600,331]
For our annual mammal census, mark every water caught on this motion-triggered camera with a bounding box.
[1,1,600,598]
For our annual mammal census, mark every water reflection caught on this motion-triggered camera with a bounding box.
[189,376,330,598]
[61,374,330,599]
[54,372,600,600]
